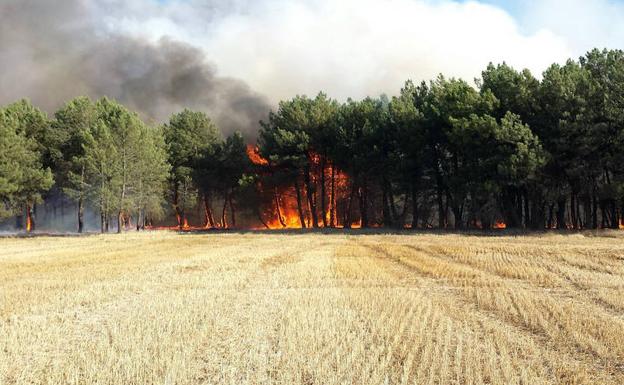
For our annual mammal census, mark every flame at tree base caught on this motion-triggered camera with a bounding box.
[493,221,507,229]
[25,204,33,233]
[248,145,361,230]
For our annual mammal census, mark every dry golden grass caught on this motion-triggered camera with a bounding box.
[1,231,624,384]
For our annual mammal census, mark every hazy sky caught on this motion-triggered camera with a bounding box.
[98,0,624,102]
[1,0,624,130]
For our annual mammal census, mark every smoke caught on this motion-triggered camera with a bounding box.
[104,0,575,103]
[0,0,271,139]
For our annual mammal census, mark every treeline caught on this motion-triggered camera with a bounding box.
[256,48,624,230]
[1,48,624,231]
[0,98,247,232]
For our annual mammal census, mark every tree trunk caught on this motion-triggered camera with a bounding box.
[78,196,84,234]
[452,204,463,229]
[117,210,123,233]
[556,197,566,229]
[77,165,85,233]
[345,181,357,229]
[382,179,392,228]
[361,179,369,228]
[274,188,286,228]
[173,182,184,230]
[576,198,582,229]
[436,180,445,228]
[591,193,598,229]
[529,189,545,230]
[411,180,419,229]
[523,190,530,229]
[329,165,336,228]
[320,157,327,227]
[229,194,236,228]
[16,207,23,230]
[256,208,270,229]
[118,149,127,234]
[221,193,228,229]
[388,184,400,223]
[304,164,318,228]
[25,204,34,232]
[610,200,618,229]
[294,178,306,229]
[501,188,521,228]
[583,195,592,230]
[203,193,215,228]
[100,164,106,233]
[570,192,577,230]
[358,185,368,228]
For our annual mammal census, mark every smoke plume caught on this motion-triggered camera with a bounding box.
[0,0,271,139]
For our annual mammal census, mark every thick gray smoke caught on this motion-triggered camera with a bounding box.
[0,0,271,139]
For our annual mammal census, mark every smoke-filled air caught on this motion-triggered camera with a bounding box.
[0,0,271,138]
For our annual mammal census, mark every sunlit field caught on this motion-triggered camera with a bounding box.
[1,231,624,385]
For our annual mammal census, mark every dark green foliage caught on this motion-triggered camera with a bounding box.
[163,109,221,228]
[0,101,53,227]
[2,48,624,231]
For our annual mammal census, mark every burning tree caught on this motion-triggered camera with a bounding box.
[257,93,344,228]
[256,93,390,229]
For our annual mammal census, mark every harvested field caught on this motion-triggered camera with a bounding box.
[1,231,624,384]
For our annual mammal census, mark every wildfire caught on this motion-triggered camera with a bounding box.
[26,215,32,232]
[145,215,203,232]
[246,145,268,166]
[265,186,304,229]
[619,219,624,230]
[246,146,361,230]
[147,144,365,231]
[493,221,507,229]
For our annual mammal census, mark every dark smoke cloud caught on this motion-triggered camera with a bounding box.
[0,0,271,139]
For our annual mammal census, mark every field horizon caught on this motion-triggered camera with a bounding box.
[2,232,624,384]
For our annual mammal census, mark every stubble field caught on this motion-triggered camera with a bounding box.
[1,231,624,385]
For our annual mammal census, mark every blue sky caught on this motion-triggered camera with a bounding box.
[472,0,524,16]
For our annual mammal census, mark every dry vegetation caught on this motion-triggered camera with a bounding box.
[1,231,624,385]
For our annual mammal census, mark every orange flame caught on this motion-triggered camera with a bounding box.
[26,215,32,232]
[246,145,268,166]
[619,219,624,230]
[493,221,507,229]
[146,218,204,232]
[243,146,359,230]
[266,186,303,229]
